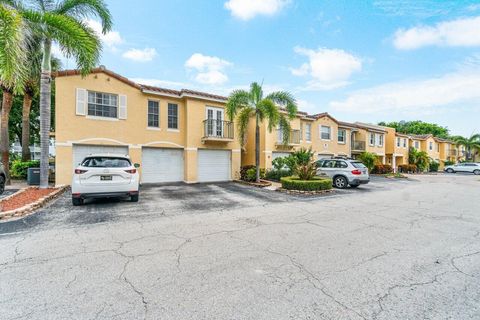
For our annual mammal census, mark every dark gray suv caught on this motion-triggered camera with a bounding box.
[0,162,6,195]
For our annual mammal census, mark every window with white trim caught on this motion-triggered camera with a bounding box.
[338,129,346,143]
[429,141,433,150]
[87,91,118,118]
[168,103,178,129]
[320,126,331,140]
[305,124,311,142]
[378,134,384,147]
[403,138,407,148]
[396,137,400,147]
[369,133,375,146]
[415,141,419,149]
[148,100,159,128]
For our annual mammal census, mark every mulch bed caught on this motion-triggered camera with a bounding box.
[234,179,272,188]
[0,187,57,212]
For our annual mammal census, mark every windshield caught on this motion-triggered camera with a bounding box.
[351,162,367,169]
[81,157,131,168]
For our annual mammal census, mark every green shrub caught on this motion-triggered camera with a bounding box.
[443,160,455,166]
[240,165,255,181]
[429,161,440,172]
[280,176,332,191]
[372,164,393,174]
[10,160,40,179]
[358,152,378,172]
[244,167,266,182]
[265,169,291,181]
[398,164,417,173]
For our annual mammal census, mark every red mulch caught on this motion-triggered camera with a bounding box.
[0,188,57,212]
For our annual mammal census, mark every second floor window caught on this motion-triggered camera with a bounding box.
[396,137,400,147]
[305,124,311,141]
[403,138,407,147]
[88,91,118,118]
[148,101,159,128]
[369,133,375,146]
[429,141,433,150]
[415,141,419,149]
[338,129,346,143]
[320,126,331,140]
[168,103,178,129]
[377,134,384,147]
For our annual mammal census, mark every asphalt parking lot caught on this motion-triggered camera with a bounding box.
[0,174,479,319]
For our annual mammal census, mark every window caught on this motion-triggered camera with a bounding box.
[352,162,367,169]
[81,157,131,168]
[320,126,331,140]
[415,141,420,149]
[429,141,433,150]
[148,101,159,128]
[168,103,178,129]
[403,138,407,148]
[305,124,311,142]
[378,134,384,147]
[396,138,400,147]
[369,133,375,146]
[436,143,439,152]
[338,129,346,143]
[87,91,118,118]
[322,160,336,168]
[335,161,348,168]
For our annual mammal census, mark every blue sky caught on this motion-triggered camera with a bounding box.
[58,0,480,136]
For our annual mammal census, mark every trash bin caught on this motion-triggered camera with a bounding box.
[27,168,41,185]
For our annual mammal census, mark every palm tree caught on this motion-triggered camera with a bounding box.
[0,4,28,184]
[226,82,298,182]
[453,134,480,161]
[1,0,112,188]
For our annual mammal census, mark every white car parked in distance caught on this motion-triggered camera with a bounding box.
[71,154,140,206]
[444,163,480,175]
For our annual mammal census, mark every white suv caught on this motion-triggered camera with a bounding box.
[444,163,480,175]
[316,158,370,189]
[71,154,140,206]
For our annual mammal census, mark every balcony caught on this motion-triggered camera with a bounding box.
[352,140,366,152]
[276,129,301,146]
[202,119,234,142]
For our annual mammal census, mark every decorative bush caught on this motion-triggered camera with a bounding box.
[429,161,440,172]
[443,160,455,166]
[398,164,417,173]
[10,160,40,179]
[358,152,378,172]
[240,165,255,181]
[372,164,393,174]
[243,167,266,182]
[265,169,291,181]
[280,176,332,191]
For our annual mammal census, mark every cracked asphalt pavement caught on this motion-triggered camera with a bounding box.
[0,174,479,319]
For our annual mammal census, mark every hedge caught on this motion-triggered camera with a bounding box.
[372,164,393,174]
[10,160,40,179]
[240,165,266,182]
[265,169,292,181]
[280,176,332,191]
[398,164,417,173]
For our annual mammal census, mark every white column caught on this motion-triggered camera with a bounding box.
[392,156,397,173]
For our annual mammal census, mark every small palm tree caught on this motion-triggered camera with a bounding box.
[2,0,112,188]
[358,152,377,173]
[453,134,480,161]
[226,82,298,182]
[415,151,430,172]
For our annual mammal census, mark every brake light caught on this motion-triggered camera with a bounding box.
[75,169,88,174]
[125,169,136,174]
[351,169,362,175]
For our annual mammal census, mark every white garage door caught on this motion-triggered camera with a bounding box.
[141,148,184,183]
[73,144,129,168]
[272,152,291,160]
[198,149,231,182]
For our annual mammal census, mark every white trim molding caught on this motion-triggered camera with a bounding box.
[184,147,198,151]
[232,149,241,153]
[143,141,184,148]
[72,137,128,146]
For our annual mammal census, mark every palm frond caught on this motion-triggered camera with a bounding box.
[226,89,250,121]
[265,91,298,119]
[55,0,112,33]
[0,4,28,93]
[278,114,291,146]
[257,98,279,132]
[250,82,263,105]
[236,106,254,148]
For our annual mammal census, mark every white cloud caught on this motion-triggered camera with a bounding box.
[329,70,480,115]
[85,19,123,51]
[224,0,290,20]
[291,47,362,90]
[393,16,480,50]
[185,53,232,85]
[122,48,157,62]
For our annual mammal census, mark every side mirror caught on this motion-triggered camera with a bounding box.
[134,163,140,168]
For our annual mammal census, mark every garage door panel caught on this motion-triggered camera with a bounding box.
[142,148,184,183]
[198,150,231,182]
[73,145,129,168]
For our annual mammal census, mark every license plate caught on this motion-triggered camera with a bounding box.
[100,175,112,181]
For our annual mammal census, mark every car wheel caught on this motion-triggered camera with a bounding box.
[72,197,84,206]
[333,176,348,189]
[0,175,5,195]
[130,194,139,202]
[446,168,454,173]
[474,170,480,175]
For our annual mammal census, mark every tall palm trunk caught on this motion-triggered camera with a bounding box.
[21,92,32,161]
[0,89,13,185]
[255,114,260,183]
[39,39,52,188]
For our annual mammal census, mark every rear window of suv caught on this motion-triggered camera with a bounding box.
[81,157,131,168]
[351,162,366,169]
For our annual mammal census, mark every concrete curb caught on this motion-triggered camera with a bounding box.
[0,185,69,221]
[234,180,272,188]
[277,188,335,196]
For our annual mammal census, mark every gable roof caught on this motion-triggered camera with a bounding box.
[53,67,228,102]
[354,122,388,133]
[409,134,433,140]
[312,112,339,124]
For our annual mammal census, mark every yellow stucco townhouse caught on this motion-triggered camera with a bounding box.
[385,127,409,171]
[54,67,242,186]
[348,122,387,164]
[409,134,440,163]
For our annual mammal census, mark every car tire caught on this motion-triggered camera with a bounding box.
[0,175,5,195]
[131,194,139,202]
[474,170,480,175]
[446,168,454,173]
[333,176,348,189]
[72,197,84,206]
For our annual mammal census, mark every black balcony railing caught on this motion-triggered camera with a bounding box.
[276,129,301,145]
[352,140,366,151]
[203,119,234,140]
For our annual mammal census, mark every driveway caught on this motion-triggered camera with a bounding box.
[1,175,479,319]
